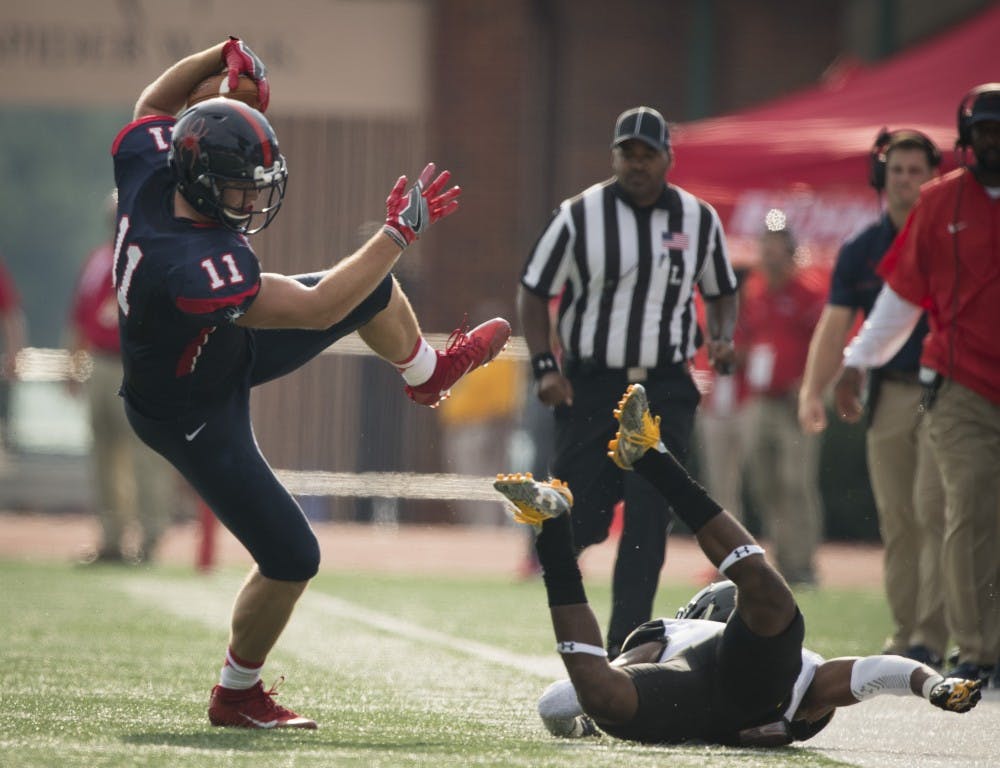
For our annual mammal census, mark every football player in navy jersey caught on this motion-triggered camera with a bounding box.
[494,384,980,746]
[112,37,510,729]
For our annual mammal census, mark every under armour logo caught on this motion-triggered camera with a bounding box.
[733,545,752,560]
[557,641,576,653]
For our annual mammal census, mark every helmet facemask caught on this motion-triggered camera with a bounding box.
[675,580,738,623]
[195,158,288,235]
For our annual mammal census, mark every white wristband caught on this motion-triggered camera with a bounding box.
[557,641,608,657]
[381,224,408,249]
[719,544,765,576]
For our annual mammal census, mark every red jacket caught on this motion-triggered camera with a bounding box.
[71,243,120,354]
[881,168,1000,405]
[0,259,18,313]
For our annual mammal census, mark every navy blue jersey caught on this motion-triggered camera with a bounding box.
[828,214,927,373]
[111,116,262,417]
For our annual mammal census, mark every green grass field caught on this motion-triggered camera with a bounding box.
[2,559,894,767]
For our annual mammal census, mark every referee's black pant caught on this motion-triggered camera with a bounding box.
[552,363,701,654]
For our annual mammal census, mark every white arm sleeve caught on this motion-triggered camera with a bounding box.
[842,286,923,369]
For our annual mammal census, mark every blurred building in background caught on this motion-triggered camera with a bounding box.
[0,0,993,525]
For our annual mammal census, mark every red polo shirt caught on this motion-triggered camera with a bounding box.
[880,168,1000,405]
[0,259,18,313]
[738,269,826,398]
[71,242,121,354]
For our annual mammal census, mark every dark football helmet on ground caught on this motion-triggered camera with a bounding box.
[619,581,738,654]
[675,580,738,623]
[168,97,288,234]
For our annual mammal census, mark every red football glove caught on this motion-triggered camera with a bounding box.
[382,163,461,249]
[222,36,270,112]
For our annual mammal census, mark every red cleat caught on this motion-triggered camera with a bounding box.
[405,317,512,407]
[208,678,317,729]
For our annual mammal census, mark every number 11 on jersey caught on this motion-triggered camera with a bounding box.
[200,254,245,290]
[112,214,143,316]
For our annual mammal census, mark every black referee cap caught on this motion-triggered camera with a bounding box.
[612,106,670,151]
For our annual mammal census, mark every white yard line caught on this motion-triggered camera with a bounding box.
[118,573,563,680]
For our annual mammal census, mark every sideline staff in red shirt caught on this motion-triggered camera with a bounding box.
[739,225,825,586]
[840,83,1000,684]
[68,193,179,563]
[0,257,25,452]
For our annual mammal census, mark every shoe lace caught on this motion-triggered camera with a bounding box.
[259,675,294,716]
[444,315,473,350]
[444,314,490,365]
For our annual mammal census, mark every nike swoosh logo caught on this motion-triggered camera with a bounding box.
[409,197,424,232]
[240,712,278,729]
[185,423,207,442]
[402,182,425,233]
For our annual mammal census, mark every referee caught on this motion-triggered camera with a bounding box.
[517,105,739,657]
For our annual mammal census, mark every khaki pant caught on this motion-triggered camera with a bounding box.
[927,380,1000,666]
[744,394,823,584]
[87,353,178,557]
[695,409,746,523]
[867,380,947,656]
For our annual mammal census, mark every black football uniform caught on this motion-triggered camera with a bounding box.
[598,611,828,746]
[111,115,392,579]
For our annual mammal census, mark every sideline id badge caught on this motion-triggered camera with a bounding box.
[746,343,775,391]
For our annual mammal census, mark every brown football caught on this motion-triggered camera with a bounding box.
[186,72,261,110]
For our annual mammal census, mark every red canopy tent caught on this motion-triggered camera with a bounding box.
[669,4,1000,267]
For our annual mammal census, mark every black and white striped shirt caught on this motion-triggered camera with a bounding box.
[521,180,737,368]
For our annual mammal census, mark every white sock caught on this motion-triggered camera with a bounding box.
[395,337,437,385]
[922,674,945,699]
[219,647,263,690]
[850,655,923,701]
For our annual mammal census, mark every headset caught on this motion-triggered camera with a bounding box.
[868,127,941,191]
[937,84,1000,397]
[956,82,1000,148]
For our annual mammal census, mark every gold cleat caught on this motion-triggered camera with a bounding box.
[607,383,664,470]
[929,677,983,714]
[494,472,573,530]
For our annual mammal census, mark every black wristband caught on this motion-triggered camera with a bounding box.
[531,351,559,380]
